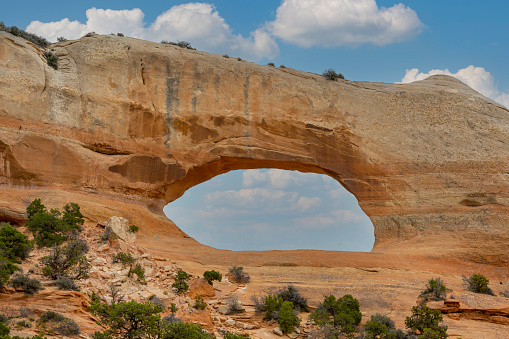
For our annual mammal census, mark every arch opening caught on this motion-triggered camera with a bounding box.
[163,169,375,252]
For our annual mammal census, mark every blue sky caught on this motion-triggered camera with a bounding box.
[3,0,508,251]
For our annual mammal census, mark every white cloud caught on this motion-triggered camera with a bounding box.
[25,4,278,61]
[243,169,320,189]
[401,65,509,108]
[204,188,298,209]
[294,196,321,212]
[268,0,423,48]
[331,209,364,223]
[293,215,335,229]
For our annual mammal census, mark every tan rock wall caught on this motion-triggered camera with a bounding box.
[1,32,508,261]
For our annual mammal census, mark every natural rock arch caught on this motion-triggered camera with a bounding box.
[1,32,508,263]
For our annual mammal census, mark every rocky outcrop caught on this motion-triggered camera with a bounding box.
[1,32,509,262]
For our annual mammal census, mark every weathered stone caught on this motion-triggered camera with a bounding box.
[106,217,135,243]
[224,318,235,327]
[97,244,110,252]
[217,305,229,315]
[1,32,509,262]
[273,327,283,336]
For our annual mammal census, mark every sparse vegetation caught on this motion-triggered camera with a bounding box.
[113,252,145,281]
[91,300,212,339]
[252,284,308,322]
[267,62,275,66]
[310,294,362,335]
[41,238,90,280]
[25,199,84,248]
[0,256,19,288]
[500,289,509,298]
[117,33,124,37]
[0,222,33,263]
[10,273,42,295]
[203,270,222,285]
[0,24,50,47]
[128,224,139,233]
[169,303,178,315]
[279,65,286,68]
[308,322,339,339]
[57,37,67,42]
[100,226,117,242]
[39,311,80,336]
[194,296,207,310]
[172,270,189,293]
[226,294,244,315]
[223,333,250,339]
[421,278,447,301]
[464,273,494,295]
[223,54,230,58]
[358,313,414,339]
[405,304,447,338]
[228,266,250,283]
[160,40,195,50]
[277,301,300,334]
[237,57,242,61]
[44,51,58,70]
[322,68,344,81]
[55,277,80,291]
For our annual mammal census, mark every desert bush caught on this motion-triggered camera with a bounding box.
[55,318,80,335]
[0,24,50,47]
[464,273,494,295]
[262,294,284,320]
[57,37,67,42]
[237,57,242,61]
[405,304,447,338]
[0,322,9,336]
[149,295,165,308]
[10,273,42,295]
[44,51,58,70]
[41,238,90,280]
[100,227,117,242]
[107,284,125,304]
[226,294,244,315]
[55,277,80,291]
[40,311,65,323]
[278,301,300,334]
[25,199,84,248]
[311,294,361,335]
[129,225,139,233]
[162,314,182,324]
[172,270,189,293]
[223,54,230,58]
[160,40,195,50]
[117,33,124,37]
[267,62,275,66]
[276,284,309,312]
[194,296,207,310]
[159,321,213,338]
[228,266,250,283]
[169,303,178,315]
[90,300,164,339]
[360,313,399,339]
[130,264,145,282]
[421,278,447,301]
[0,314,8,323]
[322,68,344,81]
[308,322,339,339]
[0,256,18,288]
[280,65,286,68]
[0,223,33,262]
[203,270,222,285]
[500,289,509,298]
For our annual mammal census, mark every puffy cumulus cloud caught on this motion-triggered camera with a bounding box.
[294,196,321,212]
[243,169,321,189]
[401,66,509,108]
[25,3,278,61]
[331,209,364,223]
[268,0,423,48]
[204,188,298,210]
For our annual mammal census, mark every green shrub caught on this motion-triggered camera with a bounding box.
[90,301,164,339]
[278,301,300,334]
[41,239,90,280]
[55,277,80,291]
[25,200,84,248]
[129,225,139,233]
[0,223,33,262]
[308,322,339,339]
[276,284,309,312]
[169,303,178,315]
[40,311,65,323]
[322,68,344,81]
[57,37,67,42]
[148,295,165,308]
[405,304,447,338]
[100,227,117,241]
[0,314,8,323]
[159,321,212,338]
[237,57,242,61]
[228,266,250,283]
[203,270,222,285]
[10,273,42,295]
[0,256,18,288]
[117,33,124,37]
[262,294,283,320]
[130,264,145,282]
[223,54,230,58]
[44,51,58,70]
[464,273,494,295]
[361,313,400,339]
[310,294,361,335]
[172,270,189,294]
[0,322,9,336]
[194,296,206,310]
[267,62,275,67]
[0,25,50,47]
[39,311,80,335]
[279,65,286,68]
[422,278,447,301]
[55,318,80,335]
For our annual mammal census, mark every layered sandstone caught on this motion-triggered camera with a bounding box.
[1,32,508,262]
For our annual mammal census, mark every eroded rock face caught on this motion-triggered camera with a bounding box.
[1,32,508,262]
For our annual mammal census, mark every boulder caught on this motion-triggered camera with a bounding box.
[106,216,135,243]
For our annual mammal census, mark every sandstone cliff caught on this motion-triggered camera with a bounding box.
[1,32,508,263]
